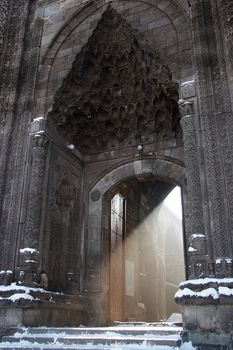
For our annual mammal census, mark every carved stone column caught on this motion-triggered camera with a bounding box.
[176,2,233,348]
[190,0,233,276]
[17,120,49,286]
[180,101,212,279]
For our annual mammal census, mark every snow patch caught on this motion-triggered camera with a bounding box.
[190,233,205,239]
[219,286,233,296]
[19,248,39,254]
[181,80,195,87]
[180,342,196,350]
[33,117,45,122]
[175,287,219,300]
[8,293,38,302]
[188,247,197,252]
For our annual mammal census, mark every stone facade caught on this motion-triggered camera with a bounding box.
[0,0,233,348]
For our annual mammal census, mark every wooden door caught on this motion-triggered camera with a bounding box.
[110,193,125,322]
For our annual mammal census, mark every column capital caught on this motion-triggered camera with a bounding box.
[31,132,49,149]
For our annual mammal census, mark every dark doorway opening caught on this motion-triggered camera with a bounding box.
[108,178,185,323]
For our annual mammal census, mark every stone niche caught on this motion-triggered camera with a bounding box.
[44,143,83,294]
[48,6,181,155]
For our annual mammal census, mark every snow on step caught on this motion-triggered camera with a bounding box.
[14,326,183,336]
[0,326,196,349]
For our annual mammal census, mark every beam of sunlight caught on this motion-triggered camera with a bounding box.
[163,186,182,220]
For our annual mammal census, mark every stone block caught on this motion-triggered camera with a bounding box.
[0,309,23,328]
[110,148,134,159]
[184,305,233,346]
[44,4,59,17]
[41,33,54,47]
[148,17,171,30]
[101,163,134,190]
[57,48,73,58]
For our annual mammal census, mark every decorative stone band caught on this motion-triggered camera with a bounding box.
[175,277,233,305]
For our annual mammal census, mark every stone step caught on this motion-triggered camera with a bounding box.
[13,325,182,336]
[1,335,181,346]
[0,326,186,349]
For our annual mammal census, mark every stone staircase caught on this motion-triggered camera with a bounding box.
[0,324,193,349]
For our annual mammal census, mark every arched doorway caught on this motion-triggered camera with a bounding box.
[87,159,186,324]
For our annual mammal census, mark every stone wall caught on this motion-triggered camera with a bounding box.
[0,0,233,345]
[0,0,192,277]
[36,0,193,118]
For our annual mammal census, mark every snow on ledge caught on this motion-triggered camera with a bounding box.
[180,277,233,288]
[0,282,63,295]
[176,279,233,302]
[190,233,206,239]
[219,286,233,297]
[175,287,219,300]
[19,248,39,254]
[8,293,38,302]
[0,293,39,303]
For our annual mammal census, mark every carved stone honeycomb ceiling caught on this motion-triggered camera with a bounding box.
[49,6,180,154]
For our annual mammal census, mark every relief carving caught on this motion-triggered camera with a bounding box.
[55,173,77,208]
[47,166,80,292]
[49,6,180,154]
